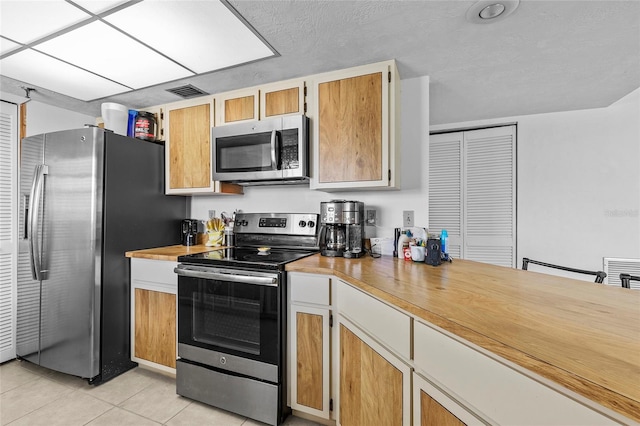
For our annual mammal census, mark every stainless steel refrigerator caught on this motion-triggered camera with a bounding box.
[17,127,186,383]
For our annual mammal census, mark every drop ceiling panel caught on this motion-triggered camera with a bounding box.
[0,49,130,101]
[104,0,274,74]
[36,21,193,89]
[0,37,21,56]
[0,1,90,44]
[73,0,131,15]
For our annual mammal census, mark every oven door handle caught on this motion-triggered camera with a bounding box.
[174,266,278,287]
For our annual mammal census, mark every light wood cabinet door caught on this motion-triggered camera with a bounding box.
[164,98,243,195]
[289,304,331,419]
[413,372,482,426]
[166,99,212,191]
[261,80,306,119]
[215,88,259,125]
[312,60,399,190]
[338,316,411,426]
[134,288,176,369]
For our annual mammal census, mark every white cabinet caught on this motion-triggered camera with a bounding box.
[215,79,306,125]
[336,280,411,426]
[413,320,621,425]
[130,258,178,374]
[162,98,243,196]
[288,272,333,420]
[310,60,400,191]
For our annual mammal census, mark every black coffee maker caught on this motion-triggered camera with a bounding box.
[181,219,198,246]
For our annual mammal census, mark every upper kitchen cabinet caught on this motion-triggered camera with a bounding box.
[260,79,306,120]
[215,88,259,125]
[164,98,243,196]
[215,79,306,125]
[310,60,400,191]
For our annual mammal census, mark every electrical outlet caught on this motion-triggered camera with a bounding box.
[403,210,414,227]
[208,210,216,219]
[366,209,376,226]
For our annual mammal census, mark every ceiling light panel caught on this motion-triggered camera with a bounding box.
[0,1,90,44]
[36,21,193,89]
[0,37,21,56]
[72,0,132,15]
[0,49,130,100]
[104,0,274,74]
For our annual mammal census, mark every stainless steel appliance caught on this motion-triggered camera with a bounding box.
[319,200,364,258]
[212,115,309,185]
[17,127,186,384]
[174,212,319,426]
[181,219,198,246]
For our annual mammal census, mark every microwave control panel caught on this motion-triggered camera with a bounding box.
[281,129,299,169]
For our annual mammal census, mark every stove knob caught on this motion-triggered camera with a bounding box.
[298,220,306,228]
[307,220,315,228]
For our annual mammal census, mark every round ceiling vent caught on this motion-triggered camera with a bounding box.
[466,0,520,24]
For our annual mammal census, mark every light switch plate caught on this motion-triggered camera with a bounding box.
[366,209,376,226]
[403,210,414,227]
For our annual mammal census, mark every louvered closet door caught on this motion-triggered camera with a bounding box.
[463,126,516,267]
[0,101,17,362]
[429,126,516,267]
[428,133,463,259]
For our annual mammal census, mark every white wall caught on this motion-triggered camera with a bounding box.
[191,76,431,239]
[23,101,95,137]
[432,88,640,276]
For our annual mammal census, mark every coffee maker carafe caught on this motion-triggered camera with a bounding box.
[319,200,364,258]
[181,219,198,246]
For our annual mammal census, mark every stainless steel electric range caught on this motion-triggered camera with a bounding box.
[174,212,319,426]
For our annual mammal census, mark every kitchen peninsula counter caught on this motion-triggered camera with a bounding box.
[286,254,640,423]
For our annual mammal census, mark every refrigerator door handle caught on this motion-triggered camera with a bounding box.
[28,164,48,281]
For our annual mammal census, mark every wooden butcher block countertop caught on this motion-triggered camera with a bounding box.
[286,254,640,423]
[125,244,218,261]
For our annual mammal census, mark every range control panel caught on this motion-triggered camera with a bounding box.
[234,213,318,236]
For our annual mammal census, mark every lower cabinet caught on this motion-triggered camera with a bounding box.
[288,273,332,420]
[289,274,623,425]
[337,316,411,426]
[413,372,480,426]
[130,258,178,374]
[413,320,621,425]
[336,280,412,426]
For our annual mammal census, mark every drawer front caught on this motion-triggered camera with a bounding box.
[289,272,330,306]
[131,258,177,288]
[337,280,410,360]
[413,321,620,425]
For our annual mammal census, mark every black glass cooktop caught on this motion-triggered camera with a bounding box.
[178,247,318,271]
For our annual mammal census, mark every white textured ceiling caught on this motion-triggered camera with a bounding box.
[1,0,638,125]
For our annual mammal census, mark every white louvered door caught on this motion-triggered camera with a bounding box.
[0,100,18,362]
[463,127,516,267]
[428,132,463,259]
[429,126,516,267]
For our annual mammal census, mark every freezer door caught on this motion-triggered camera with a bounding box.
[16,134,44,364]
[20,128,104,379]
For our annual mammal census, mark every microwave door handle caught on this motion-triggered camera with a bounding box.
[270,129,277,169]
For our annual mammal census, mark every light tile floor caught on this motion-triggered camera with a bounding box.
[0,359,320,426]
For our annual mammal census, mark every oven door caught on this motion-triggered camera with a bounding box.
[176,265,282,369]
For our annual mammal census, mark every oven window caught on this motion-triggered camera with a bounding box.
[179,275,280,365]
[195,293,261,354]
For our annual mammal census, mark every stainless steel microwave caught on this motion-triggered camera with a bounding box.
[212,115,309,185]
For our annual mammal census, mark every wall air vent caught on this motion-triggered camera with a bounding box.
[603,257,640,289]
[166,84,208,99]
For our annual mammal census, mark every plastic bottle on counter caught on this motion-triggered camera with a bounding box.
[397,230,410,259]
[440,229,448,255]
